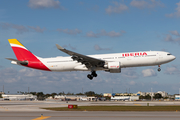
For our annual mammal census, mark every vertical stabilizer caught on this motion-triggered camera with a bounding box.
[8,39,50,71]
[8,39,35,61]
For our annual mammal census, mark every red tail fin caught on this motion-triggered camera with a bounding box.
[8,39,37,61]
[8,39,50,71]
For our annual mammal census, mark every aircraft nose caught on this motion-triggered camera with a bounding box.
[172,55,176,60]
[173,55,176,60]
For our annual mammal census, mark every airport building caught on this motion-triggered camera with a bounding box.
[156,91,168,97]
[103,93,112,97]
[104,92,142,97]
[54,95,96,101]
[111,96,139,101]
[103,92,139,101]
[103,91,169,101]
[175,95,180,100]
[2,94,37,100]
[136,91,168,97]
[104,93,138,97]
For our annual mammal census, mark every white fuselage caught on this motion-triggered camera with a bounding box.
[8,39,176,80]
[38,51,175,72]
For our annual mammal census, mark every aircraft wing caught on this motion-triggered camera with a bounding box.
[56,44,105,68]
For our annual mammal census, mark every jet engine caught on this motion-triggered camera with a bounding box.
[104,62,121,73]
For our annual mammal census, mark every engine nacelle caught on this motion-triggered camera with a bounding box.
[104,62,121,73]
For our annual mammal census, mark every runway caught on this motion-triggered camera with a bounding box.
[0,101,180,120]
[1,111,180,120]
[0,100,180,111]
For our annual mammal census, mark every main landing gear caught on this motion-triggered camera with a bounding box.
[87,71,97,80]
[157,65,161,72]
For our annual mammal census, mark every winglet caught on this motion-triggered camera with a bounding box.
[56,44,64,50]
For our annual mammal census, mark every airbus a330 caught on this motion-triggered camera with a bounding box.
[7,39,176,80]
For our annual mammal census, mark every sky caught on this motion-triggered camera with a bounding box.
[0,0,180,94]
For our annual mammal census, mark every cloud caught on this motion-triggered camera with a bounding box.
[165,1,180,17]
[57,28,82,35]
[164,66,180,75]
[28,0,64,9]
[142,69,157,77]
[0,23,29,34]
[2,68,18,76]
[130,0,164,9]
[79,2,84,5]
[0,68,87,92]
[0,23,46,34]
[19,68,43,77]
[129,80,136,85]
[0,67,139,93]
[1,67,179,94]
[169,30,180,36]
[88,5,99,12]
[164,34,174,42]
[101,30,123,37]
[86,30,125,38]
[121,68,139,79]
[106,1,128,14]
[164,31,180,44]
[151,81,158,85]
[130,0,148,9]
[94,45,111,51]
[62,44,77,50]
[86,31,98,38]
[28,26,46,33]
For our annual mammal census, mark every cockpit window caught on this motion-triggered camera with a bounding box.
[167,54,171,55]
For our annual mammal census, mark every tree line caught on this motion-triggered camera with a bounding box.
[29,91,106,100]
[139,93,168,100]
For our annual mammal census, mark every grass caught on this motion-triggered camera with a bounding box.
[43,106,180,111]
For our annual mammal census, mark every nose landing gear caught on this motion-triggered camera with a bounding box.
[157,65,161,72]
[87,71,97,80]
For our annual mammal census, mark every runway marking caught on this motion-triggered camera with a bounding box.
[0,106,9,111]
[33,116,180,118]
[32,116,51,120]
[0,115,180,118]
[134,104,141,106]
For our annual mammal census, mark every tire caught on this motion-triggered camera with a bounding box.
[158,68,161,72]
[87,74,93,80]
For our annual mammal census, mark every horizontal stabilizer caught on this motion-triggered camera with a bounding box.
[6,58,28,65]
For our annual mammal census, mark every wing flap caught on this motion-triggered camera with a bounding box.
[56,44,105,68]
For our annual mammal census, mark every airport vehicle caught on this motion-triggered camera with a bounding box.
[7,39,176,80]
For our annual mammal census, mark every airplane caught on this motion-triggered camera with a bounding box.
[6,39,176,80]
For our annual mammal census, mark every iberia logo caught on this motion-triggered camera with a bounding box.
[122,52,147,57]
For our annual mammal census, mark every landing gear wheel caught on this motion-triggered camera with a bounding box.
[157,65,161,72]
[87,74,93,80]
[92,71,97,77]
[87,71,98,80]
